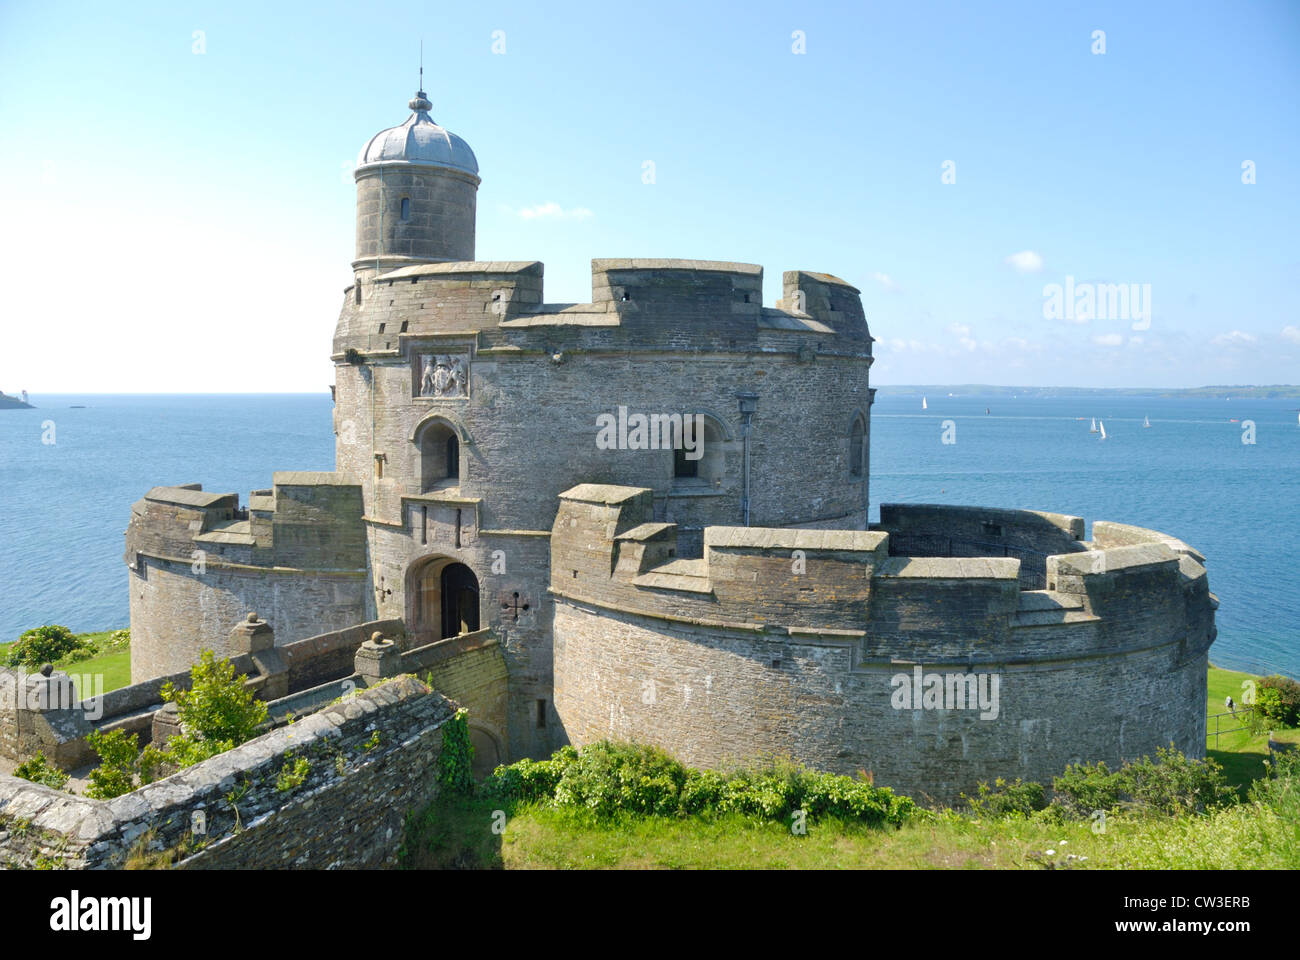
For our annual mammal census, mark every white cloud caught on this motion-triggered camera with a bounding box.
[1282,325,1300,344]
[515,201,594,220]
[1092,333,1124,347]
[1211,330,1257,346]
[869,272,901,293]
[947,322,977,351]
[1005,250,1044,273]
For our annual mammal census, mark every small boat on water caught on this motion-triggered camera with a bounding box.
[985,407,990,415]
[1089,417,1098,433]
[1143,415,1151,428]
[1099,420,1107,440]
[922,396,927,410]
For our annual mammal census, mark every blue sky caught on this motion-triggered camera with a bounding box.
[1,0,1296,391]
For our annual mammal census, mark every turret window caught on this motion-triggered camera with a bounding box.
[400,197,411,221]
[849,416,865,477]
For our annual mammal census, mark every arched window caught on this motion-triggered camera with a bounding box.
[849,417,865,477]
[417,421,460,491]
[400,197,411,221]
[673,445,698,479]
[672,416,726,486]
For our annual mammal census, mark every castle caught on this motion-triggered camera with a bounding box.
[121,89,1217,802]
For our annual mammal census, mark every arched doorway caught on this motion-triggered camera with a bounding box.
[410,558,480,644]
[440,562,479,638]
[469,726,501,779]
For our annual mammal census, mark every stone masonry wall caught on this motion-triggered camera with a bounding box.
[549,487,1216,803]
[0,676,452,869]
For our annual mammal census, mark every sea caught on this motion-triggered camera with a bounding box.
[1,392,1296,679]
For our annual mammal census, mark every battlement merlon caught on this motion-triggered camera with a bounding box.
[334,258,873,357]
[125,476,365,573]
[551,485,1215,654]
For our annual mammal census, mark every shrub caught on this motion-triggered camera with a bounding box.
[161,650,267,746]
[7,625,91,668]
[679,769,727,814]
[485,746,577,805]
[963,777,1048,818]
[143,650,268,773]
[799,768,916,826]
[553,741,688,817]
[437,708,474,795]
[1051,760,1125,817]
[1254,675,1300,729]
[14,752,69,791]
[1121,744,1234,816]
[84,730,141,800]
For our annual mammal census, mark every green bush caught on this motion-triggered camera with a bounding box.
[161,650,266,746]
[437,708,474,795]
[141,650,268,774]
[84,729,141,800]
[962,777,1048,818]
[13,752,69,791]
[7,625,92,668]
[1051,760,1125,817]
[1254,675,1300,729]
[679,768,728,814]
[1121,744,1234,816]
[799,768,916,825]
[488,742,917,829]
[485,746,578,805]
[553,741,689,817]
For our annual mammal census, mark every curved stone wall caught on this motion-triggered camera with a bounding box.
[549,489,1216,803]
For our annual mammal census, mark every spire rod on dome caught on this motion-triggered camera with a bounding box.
[410,39,432,113]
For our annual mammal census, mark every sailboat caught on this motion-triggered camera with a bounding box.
[1089,417,1098,433]
[922,396,927,410]
[1143,415,1151,428]
[1099,420,1107,440]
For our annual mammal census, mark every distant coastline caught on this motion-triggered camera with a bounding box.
[0,394,33,410]
[873,384,1300,399]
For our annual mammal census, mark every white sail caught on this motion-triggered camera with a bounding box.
[922,396,927,409]
[1090,417,1098,432]
[1144,415,1150,428]
[1099,420,1107,440]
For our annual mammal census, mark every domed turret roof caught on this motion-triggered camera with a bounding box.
[356,91,479,177]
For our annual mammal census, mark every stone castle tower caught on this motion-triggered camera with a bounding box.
[123,90,1214,799]
[127,88,876,764]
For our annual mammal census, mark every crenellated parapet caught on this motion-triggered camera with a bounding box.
[332,258,873,363]
[125,476,367,682]
[549,485,1217,803]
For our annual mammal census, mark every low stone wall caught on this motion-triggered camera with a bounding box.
[279,619,407,693]
[402,630,509,773]
[878,503,1086,560]
[0,675,452,869]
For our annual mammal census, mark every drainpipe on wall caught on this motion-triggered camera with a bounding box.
[736,393,759,526]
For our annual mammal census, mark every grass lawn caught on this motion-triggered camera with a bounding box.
[404,789,1299,870]
[0,628,131,695]
[401,664,1300,871]
[1205,664,1292,794]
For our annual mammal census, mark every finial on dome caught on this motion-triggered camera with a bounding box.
[409,40,430,112]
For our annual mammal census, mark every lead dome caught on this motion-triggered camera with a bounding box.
[356,90,479,177]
